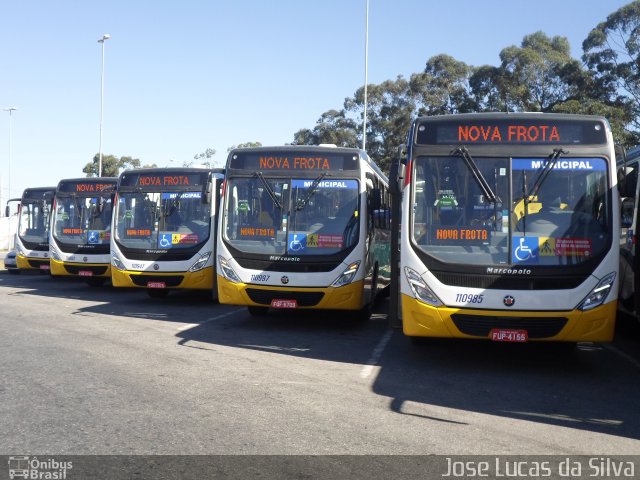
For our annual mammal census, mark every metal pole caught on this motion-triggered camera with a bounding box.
[362,0,369,151]
[3,107,17,214]
[98,34,110,177]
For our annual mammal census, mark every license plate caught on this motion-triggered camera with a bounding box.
[39,264,50,270]
[490,329,528,342]
[78,270,93,277]
[270,299,297,309]
[147,281,166,289]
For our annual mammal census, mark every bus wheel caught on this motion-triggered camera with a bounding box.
[248,306,269,316]
[86,278,106,287]
[147,289,169,298]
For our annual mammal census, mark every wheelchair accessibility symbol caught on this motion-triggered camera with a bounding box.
[87,230,100,244]
[512,236,538,264]
[159,233,173,249]
[288,233,307,253]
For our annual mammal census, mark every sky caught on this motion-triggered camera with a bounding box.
[0,0,632,207]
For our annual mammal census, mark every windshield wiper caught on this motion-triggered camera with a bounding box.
[255,172,283,210]
[295,173,329,211]
[451,146,498,204]
[519,148,568,234]
[529,148,568,198]
[164,190,186,218]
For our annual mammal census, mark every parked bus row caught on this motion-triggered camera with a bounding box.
[6,145,391,321]
[4,113,638,345]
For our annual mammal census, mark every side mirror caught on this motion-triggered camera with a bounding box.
[622,197,635,228]
[4,205,9,217]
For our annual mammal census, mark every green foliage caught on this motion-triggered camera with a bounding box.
[83,154,155,178]
[292,3,640,170]
[227,142,263,152]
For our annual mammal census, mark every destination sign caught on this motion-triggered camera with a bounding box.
[513,158,607,171]
[228,152,359,171]
[429,226,490,245]
[416,118,607,145]
[57,180,116,194]
[119,172,207,189]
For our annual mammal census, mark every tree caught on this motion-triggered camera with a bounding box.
[227,142,263,151]
[83,154,154,177]
[497,31,581,112]
[583,0,640,144]
[190,147,217,168]
[292,109,359,147]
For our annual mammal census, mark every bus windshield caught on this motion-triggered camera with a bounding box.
[19,198,51,244]
[223,176,360,256]
[114,190,211,250]
[53,195,113,246]
[412,155,610,266]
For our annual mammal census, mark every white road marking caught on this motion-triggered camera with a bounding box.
[176,309,242,331]
[360,329,394,379]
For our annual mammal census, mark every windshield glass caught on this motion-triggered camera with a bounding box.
[223,176,360,256]
[412,155,610,266]
[52,195,113,246]
[114,190,211,250]
[18,199,52,244]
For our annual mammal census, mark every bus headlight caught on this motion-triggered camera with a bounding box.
[218,255,241,283]
[577,272,616,311]
[189,251,212,272]
[404,266,443,306]
[332,261,360,287]
[111,254,125,271]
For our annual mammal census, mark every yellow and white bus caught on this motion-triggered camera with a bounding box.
[49,177,117,286]
[390,113,619,343]
[110,167,224,298]
[14,186,56,273]
[217,145,391,319]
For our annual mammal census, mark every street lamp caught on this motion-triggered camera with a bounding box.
[97,33,111,177]
[362,0,369,151]
[3,107,17,211]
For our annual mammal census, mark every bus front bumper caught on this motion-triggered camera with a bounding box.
[401,294,617,342]
[111,266,213,290]
[217,275,365,310]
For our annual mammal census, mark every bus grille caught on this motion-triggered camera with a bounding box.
[432,272,586,290]
[245,289,325,307]
[65,265,108,275]
[130,275,184,287]
[28,259,50,269]
[450,314,568,339]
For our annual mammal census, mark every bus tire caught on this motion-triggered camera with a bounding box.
[248,306,269,316]
[147,289,169,298]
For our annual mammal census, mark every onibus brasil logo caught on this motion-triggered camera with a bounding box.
[7,456,73,479]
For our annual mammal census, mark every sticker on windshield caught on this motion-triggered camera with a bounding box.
[512,158,606,171]
[161,191,202,199]
[538,237,556,256]
[555,238,592,256]
[512,236,539,264]
[158,232,173,248]
[288,233,307,253]
[291,179,358,189]
[87,230,109,244]
[306,234,343,249]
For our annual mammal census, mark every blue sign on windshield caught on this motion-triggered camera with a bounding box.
[512,158,606,171]
[161,191,202,200]
[291,179,358,189]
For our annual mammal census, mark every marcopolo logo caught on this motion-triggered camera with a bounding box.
[7,456,73,479]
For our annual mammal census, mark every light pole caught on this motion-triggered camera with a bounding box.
[98,33,111,177]
[362,0,369,151]
[3,107,17,211]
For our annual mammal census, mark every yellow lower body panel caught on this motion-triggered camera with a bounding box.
[217,275,365,310]
[16,254,49,271]
[112,266,213,290]
[50,258,111,278]
[401,294,616,342]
